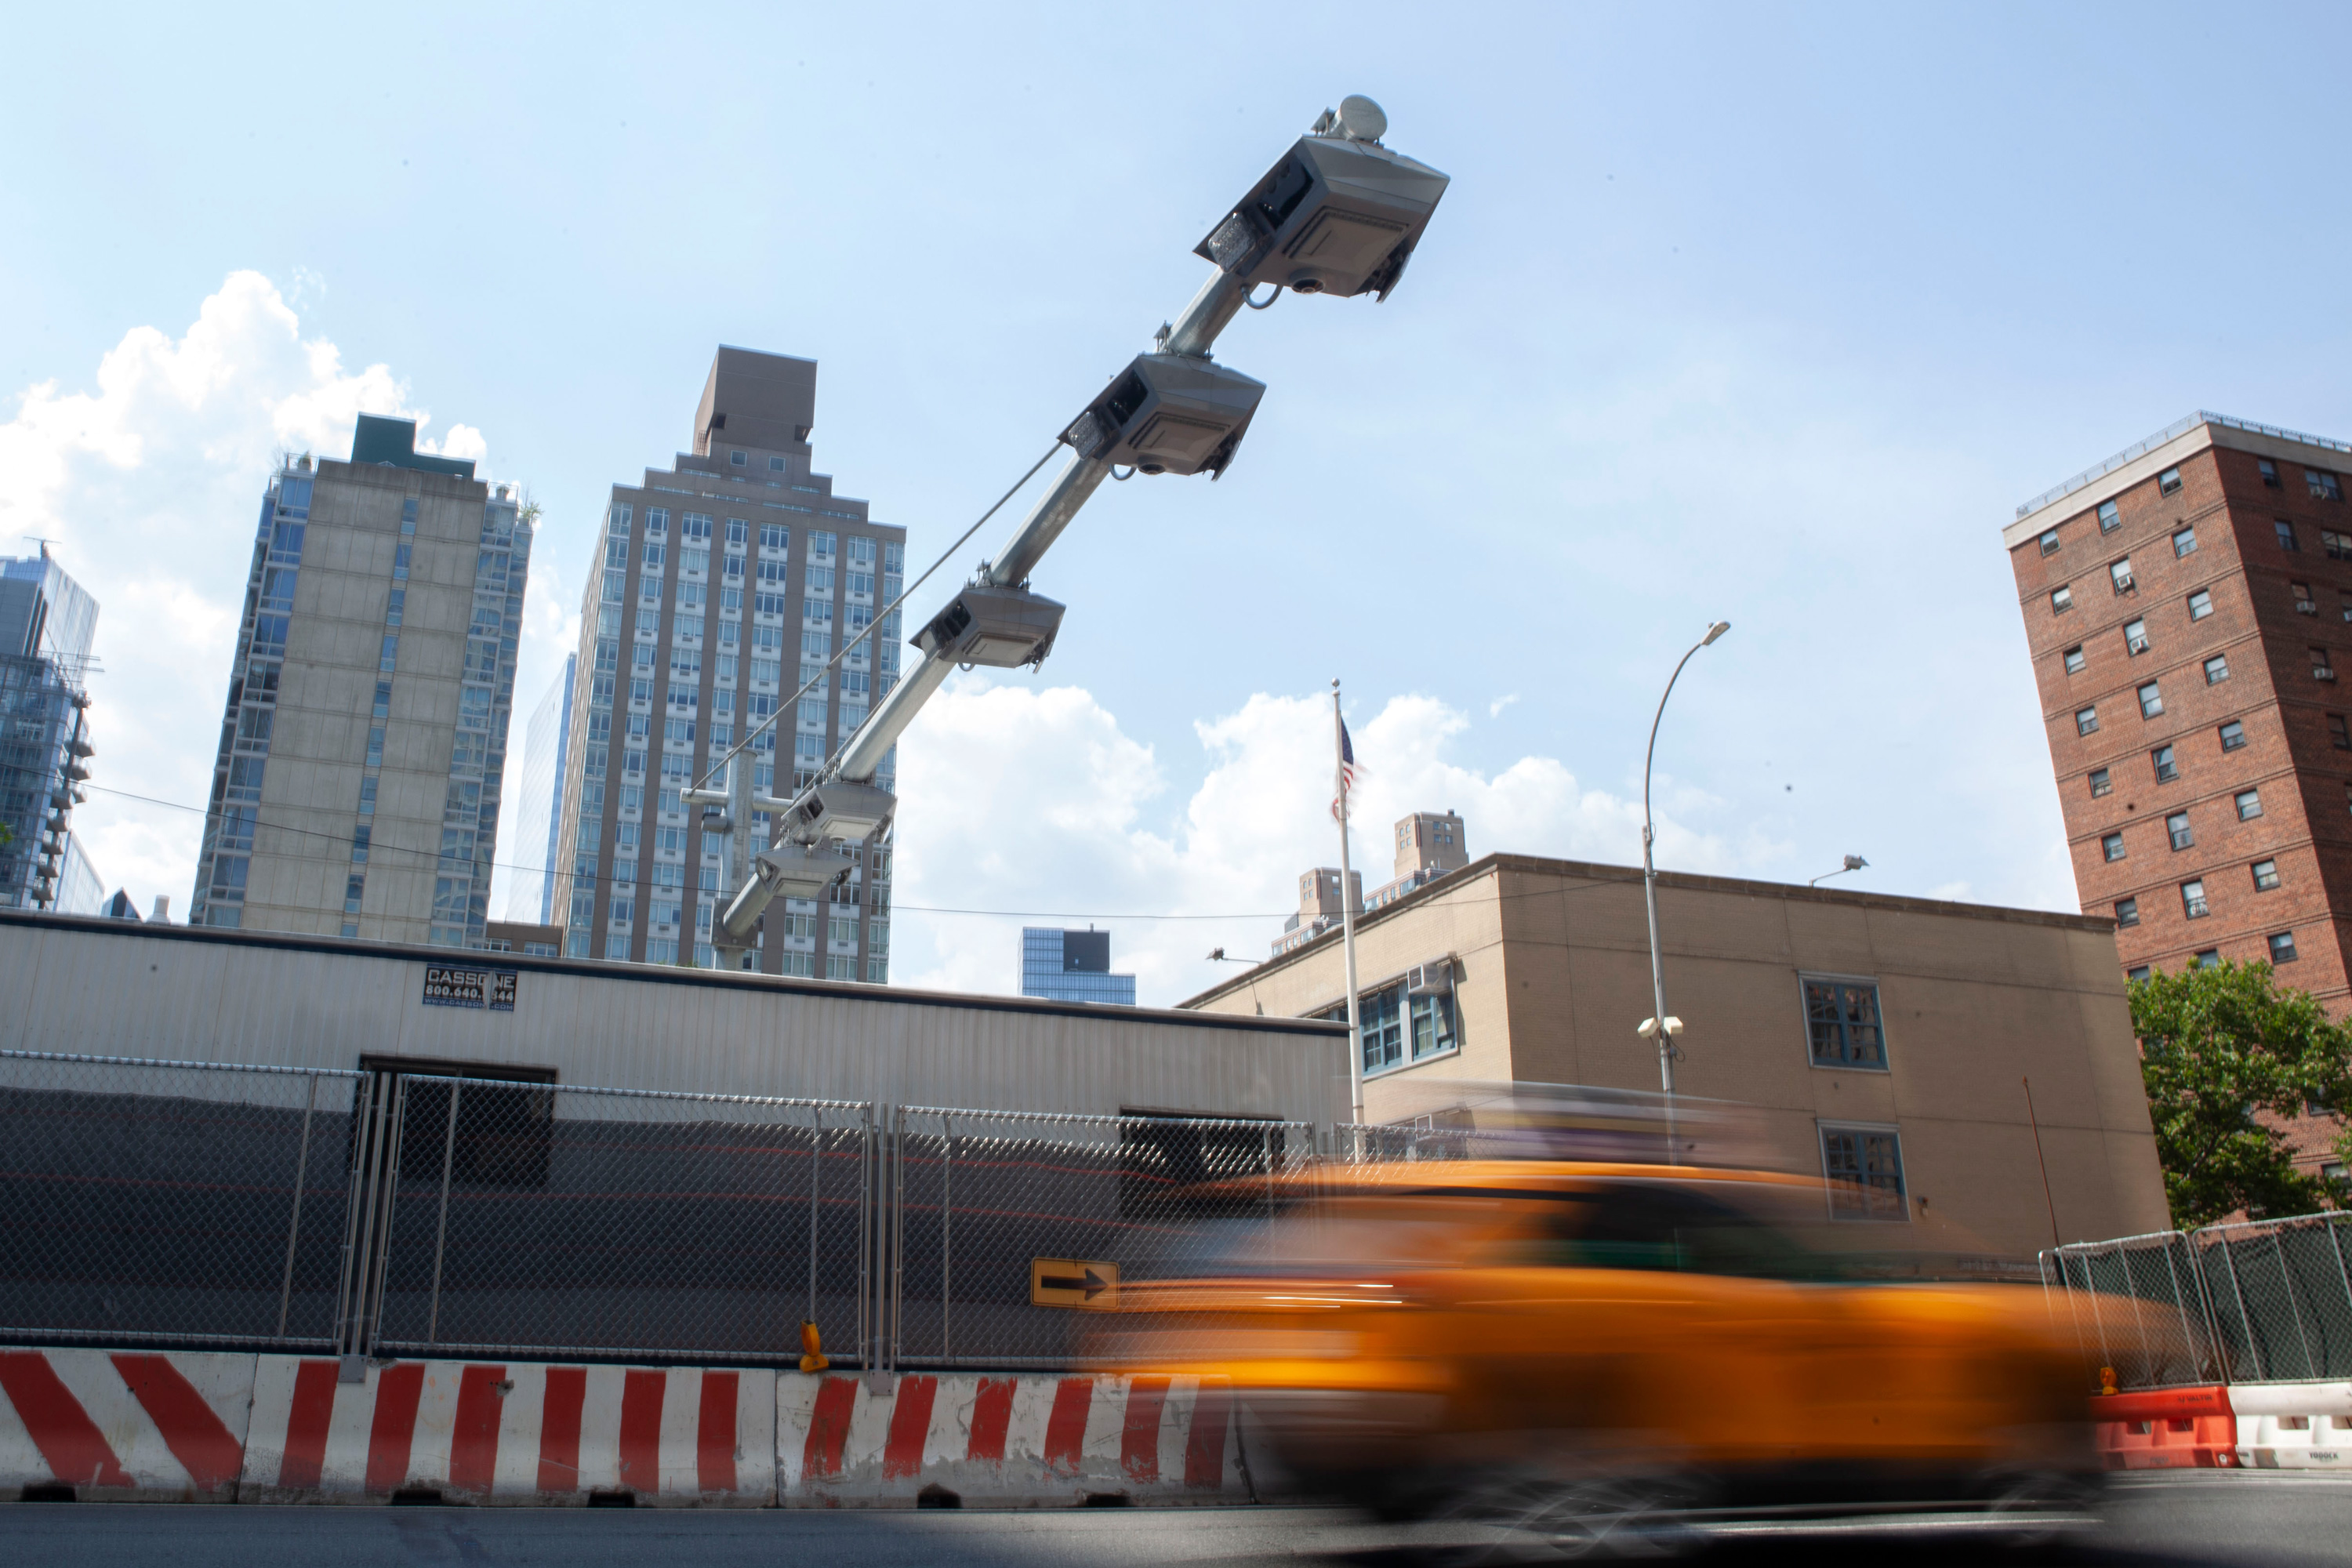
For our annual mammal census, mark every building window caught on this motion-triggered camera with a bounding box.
[2097,499,2121,532]
[2110,559,2136,593]
[2219,720,2246,751]
[2125,618,2150,655]
[2270,931,2301,964]
[2167,811,2194,850]
[2296,583,2320,614]
[2076,706,2099,735]
[2129,966,2151,982]
[1801,975,1886,1069]
[2342,592,2352,623]
[2158,466,2183,497]
[2311,469,2345,503]
[2253,858,2281,892]
[2278,520,2300,551]
[2038,528,2060,556]
[2114,896,2140,927]
[2102,832,2125,862]
[2333,714,2352,750]
[2172,526,2197,558]
[2318,648,2339,681]
[2138,681,2163,718]
[2050,586,2074,614]
[2089,768,2112,797]
[2327,530,2352,561]
[2188,588,2214,620]
[2195,949,2220,968]
[2151,745,2177,782]
[2181,880,2209,919]
[1820,1125,1907,1221]
[2063,644,2085,675]
[2236,789,2263,820]
[2204,654,2230,684]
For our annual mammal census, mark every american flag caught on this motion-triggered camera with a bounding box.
[1330,717,1358,822]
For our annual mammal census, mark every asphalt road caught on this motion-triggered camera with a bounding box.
[3,1475,2347,1568]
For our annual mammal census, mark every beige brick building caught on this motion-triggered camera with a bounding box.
[1180,851,2169,1258]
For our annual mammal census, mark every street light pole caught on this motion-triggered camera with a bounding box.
[1641,621,1730,1160]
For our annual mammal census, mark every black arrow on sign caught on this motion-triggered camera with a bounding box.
[1040,1268,1109,1300]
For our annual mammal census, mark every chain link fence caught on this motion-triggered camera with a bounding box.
[368,1076,873,1366]
[0,1050,362,1349]
[2192,1214,2352,1383]
[2038,1229,2223,1388]
[2044,1211,2352,1388]
[884,1107,1316,1369]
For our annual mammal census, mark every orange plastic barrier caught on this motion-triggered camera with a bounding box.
[2091,1385,2237,1469]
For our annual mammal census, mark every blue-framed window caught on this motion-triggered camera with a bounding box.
[1802,975,1886,1069]
[1820,1124,1907,1221]
[1325,978,1461,1076]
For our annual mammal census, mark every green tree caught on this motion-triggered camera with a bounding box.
[2130,959,2352,1228]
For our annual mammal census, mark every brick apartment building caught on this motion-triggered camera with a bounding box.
[2007,411,2352,1182]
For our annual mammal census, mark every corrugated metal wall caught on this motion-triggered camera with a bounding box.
[0,914,1345,1123]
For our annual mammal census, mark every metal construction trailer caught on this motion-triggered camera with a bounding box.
[0,912,1345,1121]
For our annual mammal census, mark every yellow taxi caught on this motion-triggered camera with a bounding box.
[1094,1160,2095,1545]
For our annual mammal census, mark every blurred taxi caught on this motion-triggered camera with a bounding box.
[1094,1159,2095,1540]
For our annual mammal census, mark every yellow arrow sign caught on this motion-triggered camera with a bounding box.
[1030,1256,1120,1310]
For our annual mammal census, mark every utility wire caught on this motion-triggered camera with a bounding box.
[77,780,1704,929]
[697,445,1062,790]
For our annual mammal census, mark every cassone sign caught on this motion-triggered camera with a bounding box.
[420,964,518,1012]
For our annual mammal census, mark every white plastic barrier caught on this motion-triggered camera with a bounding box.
[2231,1381,2352,1469]
[0,1348,256,1502]
[239,1356,776,1505]
[779,1371,1254,1508]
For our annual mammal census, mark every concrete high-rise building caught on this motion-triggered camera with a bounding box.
[1019,927,1137,1005]
[191,415,534,946]
[0,549,98,913]
[551,348,903,975]
[508,653,574,924]
[2008,412,2352,1181]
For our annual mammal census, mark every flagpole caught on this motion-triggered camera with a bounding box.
[1333,680,1366,1136]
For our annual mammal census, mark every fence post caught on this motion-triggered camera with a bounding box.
[856,1106,873,1374]
[425,1079,462,1345]
[2215,1230,2264,1381]
[941,1113,953,1367]
[2325,1216,2352,1378]
[277,1071,320,1341]
[808,1111,821,1334]
[889,1105,905,1380]
[2273,1230,2318,1381]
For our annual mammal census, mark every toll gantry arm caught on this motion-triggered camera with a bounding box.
[712,97,1448,964]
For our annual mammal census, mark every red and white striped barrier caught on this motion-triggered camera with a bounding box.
[2231,1381,2352,1469]
[238,1356,776,1505]
[0,1348,255,1502]
[778,1372,1251,1508]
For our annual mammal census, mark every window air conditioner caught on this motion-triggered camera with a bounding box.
[1406,956,1454,998]
[2113,573,2135,592]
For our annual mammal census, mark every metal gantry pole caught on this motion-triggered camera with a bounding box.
[277,1071,320,1341]
[425,1080,463,1345]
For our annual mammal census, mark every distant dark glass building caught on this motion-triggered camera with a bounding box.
[1020,927,1136,1006]
[0,549,100,913]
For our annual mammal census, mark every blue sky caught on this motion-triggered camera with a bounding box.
[6,3,2350,1003]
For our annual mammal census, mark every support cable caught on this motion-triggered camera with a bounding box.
[695,444,1062,791]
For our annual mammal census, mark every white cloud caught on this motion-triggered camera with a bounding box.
[889,680,1741,1007]
[0,272,477,912]
[1489,693,1519,718]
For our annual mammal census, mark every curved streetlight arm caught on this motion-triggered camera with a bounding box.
[1639,621,1729,1161]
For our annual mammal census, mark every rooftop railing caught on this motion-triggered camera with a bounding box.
[2015,411,2352,522]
